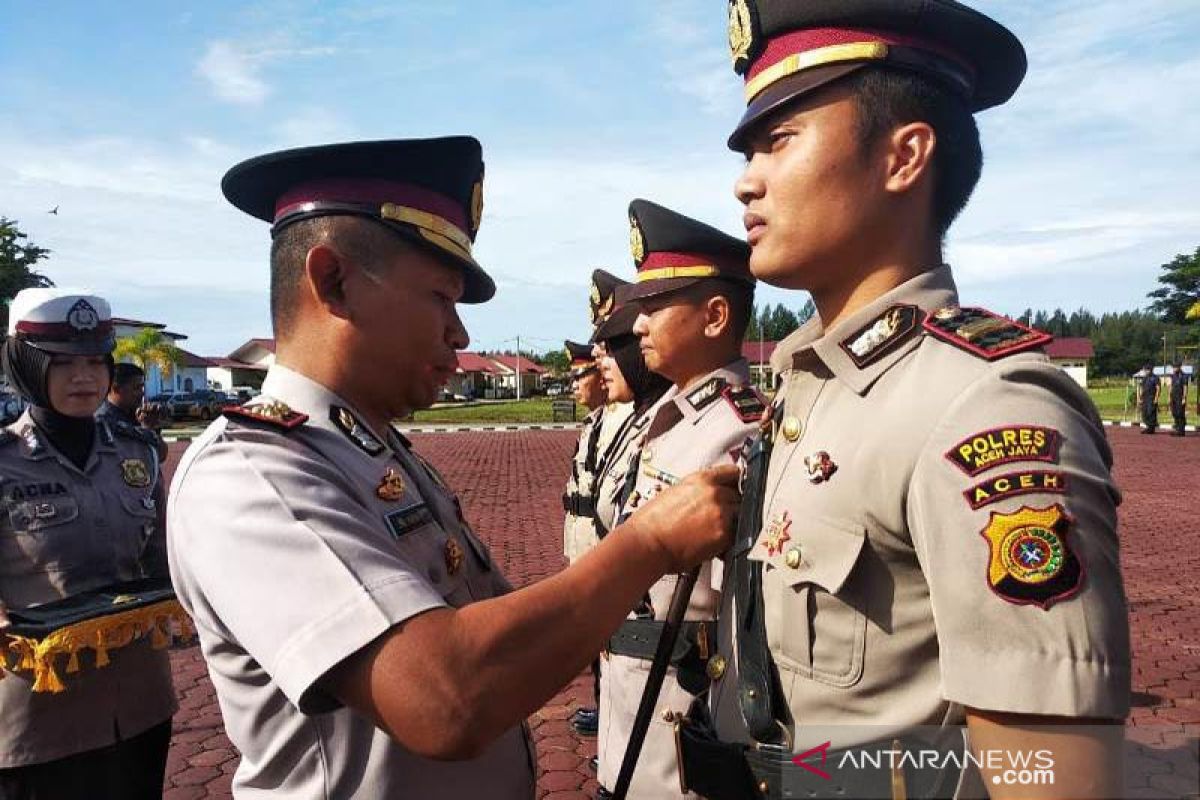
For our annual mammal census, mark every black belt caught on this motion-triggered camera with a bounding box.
[675,703,963,800]
[607,619,717,695]
[561,493,597,517]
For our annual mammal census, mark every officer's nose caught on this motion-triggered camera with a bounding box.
[632,312,650,337]
[734,156,766,207]
[446,307,469,351]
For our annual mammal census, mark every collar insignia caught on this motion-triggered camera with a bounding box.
[330,406,386,456]
[839,304,921,369]
[685,377,728,413]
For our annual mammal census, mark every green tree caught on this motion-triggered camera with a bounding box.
[113,328,184,389]
[540,348,570,376]
[1148,246,1200,323]
[0,218,55,330]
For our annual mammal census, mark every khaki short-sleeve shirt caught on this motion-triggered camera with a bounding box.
[563,407,603,564]
[598,360,763,797]
[710,266,1130,753]
[168,366,535,799]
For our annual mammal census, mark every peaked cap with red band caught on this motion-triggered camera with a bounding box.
[221,137,495,303]
[619,198,753,304]
[590,268,637,344]
[725,0,1027,149]
[8,288,115,356]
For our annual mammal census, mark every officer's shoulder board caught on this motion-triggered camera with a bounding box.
[223,399,309,431]
[922,306,1051,361]
[721,384,766,422]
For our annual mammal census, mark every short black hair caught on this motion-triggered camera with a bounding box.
[268,216,400,336]
[845,68,983,239]
[112,362,145,387]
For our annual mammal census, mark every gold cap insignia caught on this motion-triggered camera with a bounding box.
[120,458,151,488]
[728,0,756,72]
[376,468,407,502]
[470,170,484,237]
[629,216,646,266]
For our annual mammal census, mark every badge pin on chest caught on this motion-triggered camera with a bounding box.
[444,537,465,575]
[804,451,838,484]
[376,468,406,502]
[761,510,792,556]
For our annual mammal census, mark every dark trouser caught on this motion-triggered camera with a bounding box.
[1142,402,1158,431]
[1172,400,1186,434]
[0,719,172,800]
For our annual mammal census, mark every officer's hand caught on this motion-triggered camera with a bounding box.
[630,464,740,573]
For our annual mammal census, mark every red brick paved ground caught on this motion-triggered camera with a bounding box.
[159,426,1199,798]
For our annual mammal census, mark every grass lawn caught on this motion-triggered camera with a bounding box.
[408,398,575,424]
[1087,383,1137,422]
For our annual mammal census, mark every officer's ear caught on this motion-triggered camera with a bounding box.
[702,293,732,340]
[883,121,937,197]
[303,243,352,321]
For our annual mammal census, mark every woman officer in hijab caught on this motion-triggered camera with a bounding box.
[0,289,176,800]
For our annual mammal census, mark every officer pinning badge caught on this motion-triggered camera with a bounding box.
[376,468,407,502]
[780,416,802,443]
[120,459,151,488]
[947,425,1063,477]
[804,451,838,484]
[839,304,921,369]
[330,406,386,456]
[444,537,465,575]
[629,215,646,266]
[923,306,1052,361]
[964,470,1067,511]
[980,504,1083,609]
[761,510,792,556]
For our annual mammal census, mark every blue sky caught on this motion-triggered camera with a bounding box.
[3,1,1198,358]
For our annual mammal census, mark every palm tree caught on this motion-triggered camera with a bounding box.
[113,328,184,393]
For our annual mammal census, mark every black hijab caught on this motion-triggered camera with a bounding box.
[2,337,113,469]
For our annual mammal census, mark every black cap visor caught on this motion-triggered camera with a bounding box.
[728,62,865,151]
[590,304,639,344]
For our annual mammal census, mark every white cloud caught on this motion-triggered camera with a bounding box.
[196,41,271,106]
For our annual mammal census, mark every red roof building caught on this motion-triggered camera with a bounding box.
[1043,338,1095,361]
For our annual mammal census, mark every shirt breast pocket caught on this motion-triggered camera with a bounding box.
[385,504,470,606]
[759,515,868,688]
[116,492,158,559]
[1,497,82,575]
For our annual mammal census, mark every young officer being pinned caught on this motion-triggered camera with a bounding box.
[165,138,740,800]
[595,199,766,799]
[672,3,1131,799]
[0,289,175,800]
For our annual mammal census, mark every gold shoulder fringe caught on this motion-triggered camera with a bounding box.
[3,599,196,693]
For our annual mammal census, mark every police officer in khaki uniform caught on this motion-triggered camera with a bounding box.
[167,138,740,799]
[671,4,1130,798]
[563,340,607,565]
[596,200,765,799]
[0,289,174,800]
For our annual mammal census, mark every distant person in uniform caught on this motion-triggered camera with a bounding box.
[672,2,1130,798]
[562,340,606,566]
[1138,361,1161,434]
[166,138,738,799]
[95,362,169,462]
[1169,362,1189,436]
[573,270,672,742]
[0,289,174,800]
[595,200,765,799]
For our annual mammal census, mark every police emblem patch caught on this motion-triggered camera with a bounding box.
[376,468,407,502]
[121,459,151,488]
[629,215,646,266]
[980,504,1083,609]
[330,405,386,456]
[947,425,1063,477]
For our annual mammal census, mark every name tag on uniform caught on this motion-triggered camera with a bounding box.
[384,501,434,539]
